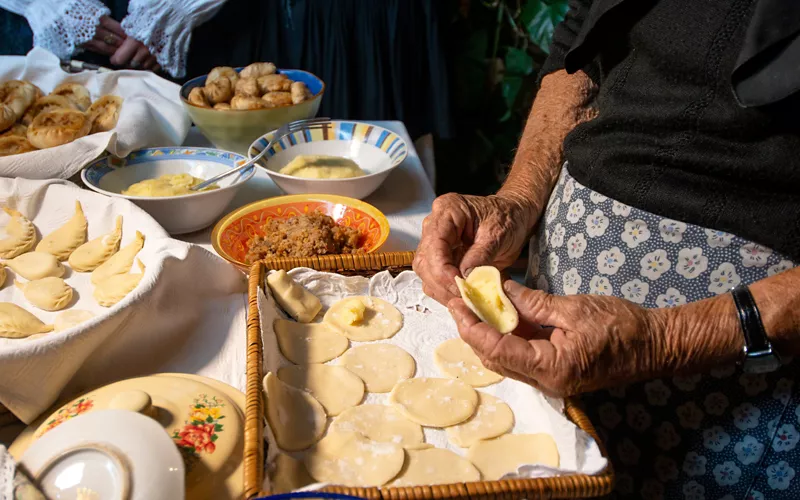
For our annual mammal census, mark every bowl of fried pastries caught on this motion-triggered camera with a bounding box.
[211,194,390,271]
[0,79,122,156]
[180,62,324,155]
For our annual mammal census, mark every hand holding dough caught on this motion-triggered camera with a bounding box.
[93,259,145,307]
[0,302,53,338]
[0,208,37,259]
[266,270,321,322]
[264,372,326,451]
[91,231,144,284]
[4,252,64,280]
[36,201,87,260]
[69,215,123,272]
[15,277,73,311]
[455,266,519,334]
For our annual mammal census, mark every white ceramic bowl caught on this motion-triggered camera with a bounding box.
[248,121,408,200]
[82,147,255,235]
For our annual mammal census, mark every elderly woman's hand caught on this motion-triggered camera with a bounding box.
[413,194,534,305]
[448,280,743,397]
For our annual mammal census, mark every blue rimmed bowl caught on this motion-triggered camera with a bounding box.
[248,121,408,200]
[180,68,325,155]
[82,147,255,235]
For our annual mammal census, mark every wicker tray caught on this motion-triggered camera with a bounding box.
[245,251,614,499]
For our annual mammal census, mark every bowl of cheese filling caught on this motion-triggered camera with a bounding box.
[82,147,255,234]
[248,121,408,200]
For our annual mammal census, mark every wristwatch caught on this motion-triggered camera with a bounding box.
[731,284,782,374]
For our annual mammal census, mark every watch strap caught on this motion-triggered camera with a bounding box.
[730,284,769,353]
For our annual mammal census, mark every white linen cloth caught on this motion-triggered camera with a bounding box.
[259,269,607,489]
[0,445,11,500]
[0,48,191,179]
[0,178,246,424]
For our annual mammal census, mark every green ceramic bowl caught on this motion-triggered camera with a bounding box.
[179,68,325,155]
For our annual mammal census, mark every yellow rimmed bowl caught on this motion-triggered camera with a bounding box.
[211,194,390,271]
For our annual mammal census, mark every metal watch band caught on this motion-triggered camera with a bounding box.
[730,284,781,373]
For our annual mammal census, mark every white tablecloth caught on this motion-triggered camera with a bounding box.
[167,121,433,392]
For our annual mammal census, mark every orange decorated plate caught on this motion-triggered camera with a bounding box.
[211,194,390,270]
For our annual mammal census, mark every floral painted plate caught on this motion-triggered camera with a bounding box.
[211,194,391,271]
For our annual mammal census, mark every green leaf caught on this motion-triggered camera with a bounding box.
[505,47,534,76]
[214,424,224,432]
[520,0,569,54]
[218,415,226,419]
[206,416,214,423]
[211,435,218,442]
[191,420,204,426]
[194,404,203,409]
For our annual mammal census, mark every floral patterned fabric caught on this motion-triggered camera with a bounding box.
[528,164,800,500]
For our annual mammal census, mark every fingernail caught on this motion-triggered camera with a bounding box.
[464,267,473,278]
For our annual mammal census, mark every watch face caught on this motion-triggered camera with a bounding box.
[744,353,782,374]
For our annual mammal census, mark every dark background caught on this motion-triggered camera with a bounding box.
[0,0,568,196]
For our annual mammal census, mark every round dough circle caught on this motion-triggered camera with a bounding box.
[277,364,364,416]
[264,372,326,451]
[390,378,478,427]
[390,448,481,486]
[323,296,403,341]
[339,344,415,393]
[434,338,503,387]
[467,433,560,480]
[331,404,424,449]
[446,392,514,447]
[274,320,348,364]
[304,431,405,487]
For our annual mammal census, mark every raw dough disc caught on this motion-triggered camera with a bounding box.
[274,319,348,364]
[304,430,405,487]
[467,433,560,480]
[390,448,481,486]
[446,392,514,447]
[323,296,403,341]
[269,453,315,493]
[330,404,424,449]
[434,338,504,387]
[277,364,364,416]
[390,378,478,427]
[339,344,415,393]
[264,372,326,451]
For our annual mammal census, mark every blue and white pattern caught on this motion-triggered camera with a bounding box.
[529,164,800,500]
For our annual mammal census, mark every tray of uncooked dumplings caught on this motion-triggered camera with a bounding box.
[250,259,612,498]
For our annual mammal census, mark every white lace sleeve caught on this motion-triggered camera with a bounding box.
[121,0,228,78]
[0,0,109,61]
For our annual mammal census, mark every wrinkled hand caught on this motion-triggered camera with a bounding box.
[81,16,127,56]
[448,280,665,397]
[413,193,534,305]
[110,36,159,71]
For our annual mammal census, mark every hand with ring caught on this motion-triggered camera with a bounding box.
[81,16,127,56]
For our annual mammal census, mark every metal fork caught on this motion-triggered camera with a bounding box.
[191,117,332,191]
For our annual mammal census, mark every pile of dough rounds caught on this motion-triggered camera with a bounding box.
[187,62,314,110]
[0,203,146,339]
[0,80,123,157]
[263,270,560,491]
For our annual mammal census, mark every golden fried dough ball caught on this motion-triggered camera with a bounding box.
[21,95,76,126]
[50,82,91,111]
[231,95,270,110]
[0,123,27,138]
[257,74,291,93]
[87,95,123,133]
[27,108,91,149]
[0,105,15,132]
[204,77,233,105]
[213,102,231,110]
[234,77,260,98]
[207,66,239,87]
[240,62,277,79]
[1,81,36,120]
[262,91,293,108]
[188,87,210,108]
[0,136,36,156]
[290,81,313,104]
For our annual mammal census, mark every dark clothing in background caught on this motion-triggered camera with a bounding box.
[0,0,452,139]
[541,0,800,261]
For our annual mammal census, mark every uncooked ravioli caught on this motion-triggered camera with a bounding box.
[4,252,64,280]
[304,430,405,487]
[467,433,560,480]
[435,338,503,387]
[15,277,73,311]
[277,364,364,416]
[0,208,36,258]
[446,392,514,447]
[91,231,145,284]
[35,201,87,261]
[264,372,326,451]
[339,343,415,393]
[330,404,424,449]
[323,296,403,341]
[390,448,481,486]
[390,378,478,427]
[69,215,122,272]
[274,319,348,364]
[0,302,53,338]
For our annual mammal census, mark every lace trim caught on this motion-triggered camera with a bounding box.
[27,0,110,61]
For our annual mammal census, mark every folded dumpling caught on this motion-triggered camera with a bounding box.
[91,231,145,285]
[69,215,123,272]
[16,277,73,311]
[0,302,53,338]
[36,201,87,261]
[93,259,145,307]
[0,208,36,259]
[4,251,65,280]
